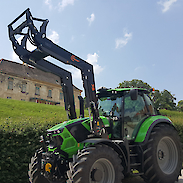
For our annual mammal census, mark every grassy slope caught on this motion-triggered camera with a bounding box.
[0,98,77,133]
[0,97,183,132]
[160,109,183,124]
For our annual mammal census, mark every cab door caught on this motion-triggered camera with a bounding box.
[123,93,149,140]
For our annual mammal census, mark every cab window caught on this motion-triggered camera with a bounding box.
[144,94,156,115]
[124,94,148,139]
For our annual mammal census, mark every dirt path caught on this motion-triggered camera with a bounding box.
[122,170,183,183]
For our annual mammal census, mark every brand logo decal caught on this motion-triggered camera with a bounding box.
[71,55,80,62]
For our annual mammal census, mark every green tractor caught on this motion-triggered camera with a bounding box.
[29,87,182,183]
[8,9,182,183]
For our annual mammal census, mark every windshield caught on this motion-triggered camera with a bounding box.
[98,96,122,117]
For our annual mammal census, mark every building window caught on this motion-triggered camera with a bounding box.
[22,83,26,93]
[60,92,63,100]
[35,86,40,95]
[8,80,13,90]
[48,89,52,98]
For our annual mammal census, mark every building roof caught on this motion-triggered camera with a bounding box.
[0,59,82,92]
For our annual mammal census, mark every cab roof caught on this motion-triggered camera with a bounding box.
[97,87,150,94]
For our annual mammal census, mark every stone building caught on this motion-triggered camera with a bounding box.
[0,59,82,108]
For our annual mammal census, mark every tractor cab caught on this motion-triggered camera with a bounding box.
[97,88,156,140]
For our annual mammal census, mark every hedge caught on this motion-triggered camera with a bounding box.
[1,110,183,182]
[0,128,46,183]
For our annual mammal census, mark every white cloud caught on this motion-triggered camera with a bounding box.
[158,0,177,13]
[87,13,95,26]
[44,0,75,11]
[115,29,132,49]
[45,0,52,10]
[11,52,21,63]
[69,67,81,79]
[134,66,143,71]
[70,35,75,42]
[68,53,103,82]
[48,30,59,44]
[58,0,75,11]
[86,53,103,75]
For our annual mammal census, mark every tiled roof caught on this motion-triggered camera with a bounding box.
[0,59,82,91]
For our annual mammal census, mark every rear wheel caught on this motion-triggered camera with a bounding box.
[67,145,124,183]
[142,124,182,183]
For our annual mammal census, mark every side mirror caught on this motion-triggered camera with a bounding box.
[130,89,138,100]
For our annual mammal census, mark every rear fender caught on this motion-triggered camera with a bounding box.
[134,115,175,143]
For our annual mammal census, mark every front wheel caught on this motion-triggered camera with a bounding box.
[67,145,124,183]
[142,124,182,183]
[28,148,50,183]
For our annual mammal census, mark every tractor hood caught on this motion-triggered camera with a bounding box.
[47,117,90,133]
[46,116,110,157]
[47,116,110,137]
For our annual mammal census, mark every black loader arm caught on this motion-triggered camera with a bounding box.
[8,9,76,120]
[8,8,107,137]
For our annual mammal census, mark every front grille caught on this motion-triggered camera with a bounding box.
[48,133,63,149]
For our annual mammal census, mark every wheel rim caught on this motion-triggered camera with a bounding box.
[157,136,178,174]
[89,158,115,183]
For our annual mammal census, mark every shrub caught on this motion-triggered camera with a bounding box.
[0,98,69,183]
[0,99,183,183]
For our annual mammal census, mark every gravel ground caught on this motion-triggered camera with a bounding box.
[122,170,183,183]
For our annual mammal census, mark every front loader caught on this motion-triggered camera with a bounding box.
[8,9,182,183]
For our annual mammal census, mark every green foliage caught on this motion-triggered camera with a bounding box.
[177,100,183,112]
[0,129,43,183]
[118,79,151,90]
[152,89,176,110]
[0,98,79,183]
[118,79,177,111]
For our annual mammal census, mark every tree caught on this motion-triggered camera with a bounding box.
[160,90,176,110]
[118,79,151,90]
[118,79,176,110]
[177,100,183,112]
[151,89,161,109]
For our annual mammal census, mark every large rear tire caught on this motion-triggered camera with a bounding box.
[67,145,124,183]
[142,124,182,183]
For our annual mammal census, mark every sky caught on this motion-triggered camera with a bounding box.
[0,0,183,104]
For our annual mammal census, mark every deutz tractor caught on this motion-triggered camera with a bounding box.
[8,9,182,183]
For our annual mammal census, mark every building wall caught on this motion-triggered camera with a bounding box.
[0,73,81,109]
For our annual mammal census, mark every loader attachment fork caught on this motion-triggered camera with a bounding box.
[8,9,76,120]
[8,8,107,137]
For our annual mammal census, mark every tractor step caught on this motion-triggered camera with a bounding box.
[129,144,144,174]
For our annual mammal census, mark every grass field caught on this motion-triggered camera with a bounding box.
[0,98,79,133]
[160,109,183,124]
[0,97,183,133]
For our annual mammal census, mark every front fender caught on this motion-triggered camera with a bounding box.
[134,115,174,143]
[82,138,128,169]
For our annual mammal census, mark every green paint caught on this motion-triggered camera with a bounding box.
[47,117,89,132]
[47,116,110,158]
[134,115,172,142]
